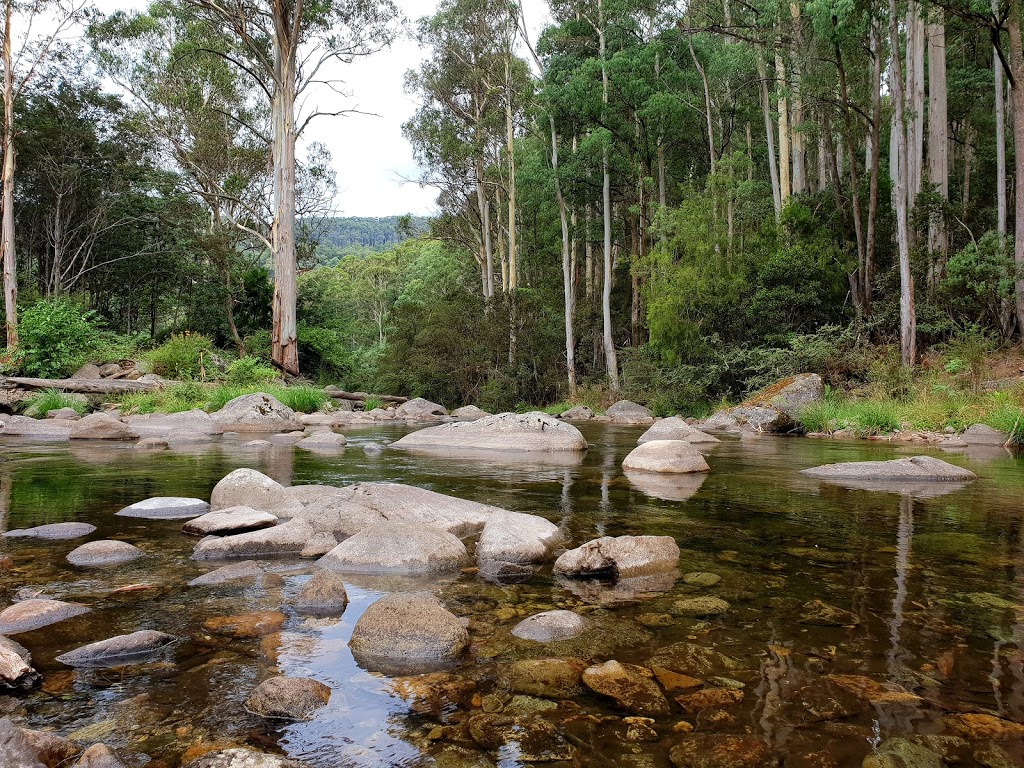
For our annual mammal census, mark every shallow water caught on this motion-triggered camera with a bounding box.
[1,425,1024,767]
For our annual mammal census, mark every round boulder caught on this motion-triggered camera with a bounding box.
[511,610,590,643]
[0,599,90,635]
[349,593,469,669]
[211,393,303,432]
[559,405,594,420]
[69,412,139,441]
[395,397,448,420]
[606,400,655,425]
[554,535,681,578]
[317,523,467,574]
[210,468,301,516]
[293,570,349,616]
[622,440,710,474]
[451,405,490,420]
[392,411,588,453]
[244,676,331,721]
[296,431,347,452]
[117,497,210,520]
[66,540,144,567]
[55,630,176,668]
[638,417,719,445]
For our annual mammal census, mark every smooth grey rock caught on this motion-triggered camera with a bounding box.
[66,540,144,567]
[638,417,719,445]
[118,496,210,520]
[125,409,222,438]
[395,397,448,420]
[451,405,490,419]
[0,636,39,690]
[0,599,90,634]
[244,676,331,721]
[317,523,467,574]
[74,363,103,379]
[184,747,309,768]
[0,718,45,767]
[801,456,977,482]
[283,484,345,505]
[392,411,587,453]
[72,743,131,768]
[210,468,302,516]
[554,535,680,578]
[182,507,278,536]
[299,532,337,558]
[46,407,82,420]
[296,431,347,451]
[606,400,654,425]
[0,416,75,439]
[188,560,264,586]
[962,423,1009,446]
[211,393,303,432]
[559,405,594,420]
[69,412,139,441]
[55,630,176,668]
[192,520,314,560]
[293,570,348,615]
[349,592,468,669]
[622,440,711,474]
[134,438,169,450]
[4,522,96,540]
[511,610,590,642]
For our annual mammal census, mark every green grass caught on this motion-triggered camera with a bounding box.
[204,384,328,414]
[117,383,330,416]
[21,389,89,418]
[363,397,383,411]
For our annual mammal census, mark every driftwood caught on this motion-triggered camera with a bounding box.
[324,389,408,404]
[0,377,163,394]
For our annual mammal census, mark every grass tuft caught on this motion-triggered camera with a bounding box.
[22,389,88,418]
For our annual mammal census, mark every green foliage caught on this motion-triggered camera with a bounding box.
[21,389,89,417]
[144,333,214,380]
[937,233,1015,337]
[118,382,209,414]
[363,397,383,411]
[936,325,996,394]
[226,357,279,386]
[203,384,328,414]
[18,298,104,377]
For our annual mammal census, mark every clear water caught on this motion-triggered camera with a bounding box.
[1,425,1023,767]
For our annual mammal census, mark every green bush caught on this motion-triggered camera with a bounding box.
[204,384,329,414]
[18,298,103,377]
[226,357,279,386]
[144,333,214,380]
[21,389,88,417]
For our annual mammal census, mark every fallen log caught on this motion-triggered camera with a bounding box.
[323,388,408,404]
[0,377,164,394]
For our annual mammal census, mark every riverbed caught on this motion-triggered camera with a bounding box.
[1,424,1023,767]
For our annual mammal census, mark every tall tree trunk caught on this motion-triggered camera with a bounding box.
[505,56,517,291]
[889,0,917,365]
[475,155,494,299]
[2,0,16,349]
[757,52,782,220]
[690,35,716,176]
[836,42,867,316]
[550,116,576,397]
[496,184,508,291]
[1008,0,1024,335]
[996,0,1008,238]
[775,51,791,204]
[789,2,806,195]
[270,17,299,376]
[600,17,619,390]
[906,0,925,210]
[865,18,883,316]
[926,12,948,288]
[585,204,593,299]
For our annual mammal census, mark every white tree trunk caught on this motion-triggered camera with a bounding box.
[2,0,16,348]
[505,57,517,291]
[598,0,618,390]
[906,1,925,208]
[995,0,1007,238]
[475,156,493,299]
[926,13,948,287]
[775,51,791,204]
[757,52,782,220]
[1008,0,1024,335]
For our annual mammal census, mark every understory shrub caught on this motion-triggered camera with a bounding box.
[18,297,103,377]
[144,333,214,380]
[226,357,279,386]
[21,389,88,417]
[204,384,328,414]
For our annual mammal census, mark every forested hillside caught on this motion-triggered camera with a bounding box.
[0,0,1022,429]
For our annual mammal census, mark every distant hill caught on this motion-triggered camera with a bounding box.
[317,216,430,252]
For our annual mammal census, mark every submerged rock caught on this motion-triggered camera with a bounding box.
[499,658,588,699]
[1,416,76,440]
[392,411,588,453]
[647,642,742,678]
[125,409,222,438]
[0,636,40,690]
[671,596,731,618]
[4,522,96,540]
[941,713,1024,740]
[293,570,348,615]
[183,748,309,768]
[395,397,448,420]
[188,560,264,587]
[117,497,210,520]
[296,431,347,452]
[317,523,467,574]
[682,572,722,587]
[244,676,331,721]
[466,712,575,761]
[675,687,744,714]
[203,611,286,639]
[390,672,476,716]
[349,593,468,670]
[582,660,670,717]
[670,734,778,768]
[554,535,680,578]
[622,440,711,474]
[863,738,943,768]
[606,400,655,425]
[801,456,977,482]
[55,630,176,668]
[511,611,590,643]
[210,468,302,516]
[0,599,90,635]
[182,507,278,536]
[68,413,139,441]
[66,540,144,567]
[798,600,860,626]
[211,393,303,432]
[638,417,719,444]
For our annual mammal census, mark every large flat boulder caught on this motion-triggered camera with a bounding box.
[118,497,210,520]
[66,540,144,567]
[622,440,711,474]
[182,507,278,536]
[4,522,96,540]
[0,416,75,440]
[801,456,977,482]
[317,523,467,574]
[638,417,719,445]
[554,535,680,579]
[125,410,222,438]
[703,373,824,433]
[210,468,302,517]
[296,431,347,452]
[69,412,139,441]
[211,393,303,432]
[395,397,448,420]
[55,630,176,668]
[606,400,655,425]
[961,423,1009,446]
[188,560,264,587]
[392,411,587,453]
[349,592,468,671]
[0,599,89,635]
[192,520,314,560]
